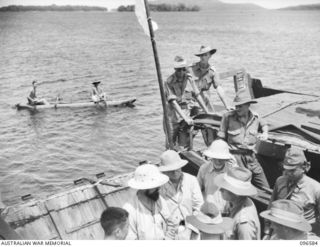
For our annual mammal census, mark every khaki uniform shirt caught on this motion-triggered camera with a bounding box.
[271,175,320,224]
[189,62,221,111]
[218,110,267,151]
[197,159,237,214]
[123,190,173,240]
[228,198,261,240]
[165,72,199,124]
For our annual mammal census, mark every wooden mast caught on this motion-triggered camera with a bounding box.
[143,0,173,149]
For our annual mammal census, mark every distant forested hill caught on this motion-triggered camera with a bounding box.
[0,5,108,11]
[279,4,320,10]
[117,0,265,12]
[153,0,264,12]
[117,3,200,12]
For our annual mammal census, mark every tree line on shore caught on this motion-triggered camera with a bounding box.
[118,3,200,12]
[0,3,201,12]
[0,5,108,12]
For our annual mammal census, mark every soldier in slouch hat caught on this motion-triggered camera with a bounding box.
[218,89,270,189]
[164,55,209,149]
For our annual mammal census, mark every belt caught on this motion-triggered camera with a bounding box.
[230,149,254,155]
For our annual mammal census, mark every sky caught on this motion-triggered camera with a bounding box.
[0,0,320,9]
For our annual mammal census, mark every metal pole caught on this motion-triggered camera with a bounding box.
[143,0,173,149]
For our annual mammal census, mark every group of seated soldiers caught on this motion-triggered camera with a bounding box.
[100,46,320,240]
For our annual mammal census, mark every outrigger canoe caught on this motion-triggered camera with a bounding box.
[15,98,136,111]
[2,69,320,239]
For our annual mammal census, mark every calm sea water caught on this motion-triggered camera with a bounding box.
[0,10,319,205]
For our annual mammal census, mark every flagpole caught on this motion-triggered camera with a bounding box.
[143,0,173,149]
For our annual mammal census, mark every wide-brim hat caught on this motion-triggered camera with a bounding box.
[173,56,187,69]
[92,81,101,85]
[282,147,307,170]
[203,139,232,160]
[260,199,311,232]
[159,150,188,172]
[215,167,257,196]
[195,45,217,57]
[186,214,233,234]
[186,201,234,234]
[128,164,169,190]
[233,89,257,106]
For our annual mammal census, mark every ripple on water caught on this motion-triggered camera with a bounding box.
[1,11,320,205]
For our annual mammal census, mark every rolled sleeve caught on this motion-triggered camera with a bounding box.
[212,75,221,89]
[259,117,268,128]
[209,66,221,89]
[197,167,205,192]
[218,113,228,139]
[237,221,258,240]
[164,78,175,102]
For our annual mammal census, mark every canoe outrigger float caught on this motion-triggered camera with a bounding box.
[1,69,320,239]
[14,98,136,111]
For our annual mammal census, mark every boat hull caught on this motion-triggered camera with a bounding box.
[15,98,136,111]
[1,173,134,240]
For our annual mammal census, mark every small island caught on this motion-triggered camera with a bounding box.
[118,3,200,12]
[0,5,108,12]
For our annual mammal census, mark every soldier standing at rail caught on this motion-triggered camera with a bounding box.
[164,56,209,149]
[190,45,230,112]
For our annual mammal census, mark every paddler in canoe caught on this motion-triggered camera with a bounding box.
[27,80,49,106]
[91,81,107,105]
[164,56,210,150]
